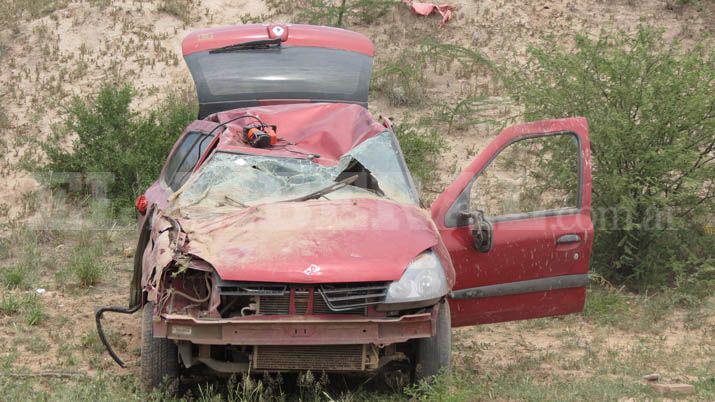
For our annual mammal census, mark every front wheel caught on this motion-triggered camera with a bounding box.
[140,302,179,391]
[415,300,451,381]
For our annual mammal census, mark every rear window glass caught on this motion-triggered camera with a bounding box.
[185,47,372,104]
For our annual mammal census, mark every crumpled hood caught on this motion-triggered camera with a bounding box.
[178,198,439,283]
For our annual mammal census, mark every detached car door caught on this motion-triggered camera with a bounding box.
[431,118,593,327]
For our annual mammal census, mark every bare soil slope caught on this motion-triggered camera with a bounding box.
[0,0,713,400]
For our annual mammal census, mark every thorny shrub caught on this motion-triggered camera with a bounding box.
[41,84,196,212]
[504,26,714,291]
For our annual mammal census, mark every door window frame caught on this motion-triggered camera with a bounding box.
[445,130,584,227]
[161,131,216,192]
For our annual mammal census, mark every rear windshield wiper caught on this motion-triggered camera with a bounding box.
[285,175,359,202]
[209,38,282,54]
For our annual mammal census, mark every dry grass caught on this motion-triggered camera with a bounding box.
[157,0,199,25]
[0,0,713,400]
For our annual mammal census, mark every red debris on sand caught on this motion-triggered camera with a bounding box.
[402,0,454,26]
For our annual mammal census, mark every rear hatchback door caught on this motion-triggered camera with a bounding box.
[182,24,374,118]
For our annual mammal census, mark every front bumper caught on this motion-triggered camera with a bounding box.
[155,310,436,346]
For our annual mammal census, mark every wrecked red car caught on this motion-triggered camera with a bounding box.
[98,24,593,389]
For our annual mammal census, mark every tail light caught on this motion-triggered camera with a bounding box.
[135,194,148,215]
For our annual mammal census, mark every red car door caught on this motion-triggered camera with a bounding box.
[431,117,593,327]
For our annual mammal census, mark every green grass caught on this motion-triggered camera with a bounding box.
[23,293,45,326]
[392,119,445,190]
[81,329,126,356]
[0,106,9,130]
[1,265,28,289]
[0,293,20,315]
[372,49,427,107]
[582,286,631,326]
[67,244,105,288]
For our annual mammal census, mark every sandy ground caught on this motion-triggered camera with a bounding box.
[0,0,713,217]
[0,0,713,395]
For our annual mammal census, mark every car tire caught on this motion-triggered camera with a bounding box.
[415,300,451,381]
[141,302,179,391]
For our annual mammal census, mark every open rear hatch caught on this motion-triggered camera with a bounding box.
[182,24,374,118]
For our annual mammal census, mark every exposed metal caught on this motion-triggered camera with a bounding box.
[319,282,389,311]
[217,279,287,297]
[157,310,435,345]
[253,344,378,371]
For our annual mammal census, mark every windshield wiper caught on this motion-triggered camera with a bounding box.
[224,195,248,208]
[285,175,359,202]
[209,38,282,54]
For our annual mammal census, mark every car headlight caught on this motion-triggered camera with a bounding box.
[384,251,448,304]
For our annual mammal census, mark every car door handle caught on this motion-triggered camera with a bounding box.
[556,234,581,244]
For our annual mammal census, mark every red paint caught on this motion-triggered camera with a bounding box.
[403,1,454,26]
[182,24,374,57]
[155,310,434,345]
[142,25,595,340]
[449,288,586,327]
[134,194,148,215]
[182,198,443,284]
[213,103,386,165]
[431,117,593,327]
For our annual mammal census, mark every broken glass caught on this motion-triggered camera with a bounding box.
[170,131,418,211]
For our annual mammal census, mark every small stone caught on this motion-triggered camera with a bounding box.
[35,288,46,295]
[642,373,660,381]
[650,383,694,395]
[123,247,134,258]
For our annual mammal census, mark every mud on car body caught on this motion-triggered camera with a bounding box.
[96,24,594,390]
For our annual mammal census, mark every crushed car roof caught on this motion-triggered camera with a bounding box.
[209,103,387,165]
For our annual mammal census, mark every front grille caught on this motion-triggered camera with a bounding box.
[217,281,388,315]
[253,345,376,371]
[319,282,388,311]
[313,292,355,314]
[217,278,286,296]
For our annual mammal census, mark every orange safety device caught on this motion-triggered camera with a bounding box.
[242,124,278,148]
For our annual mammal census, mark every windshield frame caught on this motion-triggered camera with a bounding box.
[170,130,420,209]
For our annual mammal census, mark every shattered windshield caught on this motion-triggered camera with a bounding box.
[171,132,418,210]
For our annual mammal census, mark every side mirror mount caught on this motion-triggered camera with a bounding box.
[459,210,493,253]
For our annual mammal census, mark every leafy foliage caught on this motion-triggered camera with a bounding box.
[393,119,444,191]
[42,84,196,211]
[373,38,493,106]
[372,48,428,106]
[504,26,715,290]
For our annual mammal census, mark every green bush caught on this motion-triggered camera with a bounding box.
[372,38,493,106]
[504,26,714,290]
[372,48,428,106]
[42,84,196,211]
[393,119,444,190]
